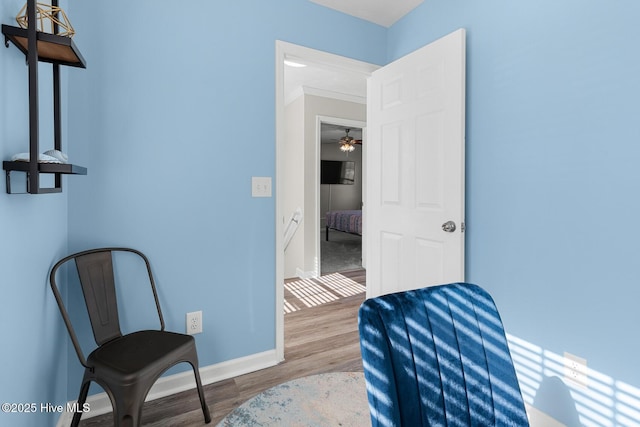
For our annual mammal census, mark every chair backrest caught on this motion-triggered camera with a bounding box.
[75,250,123,345]
[358,283,529,427]
[49,247,164,367]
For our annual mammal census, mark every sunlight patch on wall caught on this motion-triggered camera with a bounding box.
[507,334,640,427]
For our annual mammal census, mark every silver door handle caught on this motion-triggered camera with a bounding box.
[442,221,456,233]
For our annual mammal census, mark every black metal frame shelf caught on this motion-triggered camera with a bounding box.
[3,161,87,194]
[3,161,87,175]
[2,24,86,68]
[1,0,87,194]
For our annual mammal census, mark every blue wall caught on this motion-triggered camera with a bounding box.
[389,1,640,425]
[0,1,71,425]
[62,0,386,401]
[1,1,385,424]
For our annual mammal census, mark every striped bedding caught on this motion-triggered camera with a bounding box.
[325,210,362,239]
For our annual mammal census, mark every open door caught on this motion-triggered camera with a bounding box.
[366,29,466,298]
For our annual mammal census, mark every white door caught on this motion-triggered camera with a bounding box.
[366,28,466,298]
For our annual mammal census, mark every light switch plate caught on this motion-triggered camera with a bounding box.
[252,176,272,197]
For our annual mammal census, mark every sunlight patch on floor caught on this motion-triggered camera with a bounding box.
[320,272,366,296]
[284,273,365,314]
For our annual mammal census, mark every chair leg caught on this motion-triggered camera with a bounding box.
[117,414,137,427]
[191,362,212,423]
[112,392,145,427]
[71,376,91,427]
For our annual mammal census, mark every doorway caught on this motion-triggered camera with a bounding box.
[275,41,378,361]
[276,29,466,362]
[318,120,365,275]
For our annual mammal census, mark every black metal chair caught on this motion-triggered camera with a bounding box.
[49,247,211,427]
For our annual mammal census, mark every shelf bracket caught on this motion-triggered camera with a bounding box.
[5,171,10,194]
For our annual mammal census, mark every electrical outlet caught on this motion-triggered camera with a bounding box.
[564,352,588,388]
[186,311,202,335]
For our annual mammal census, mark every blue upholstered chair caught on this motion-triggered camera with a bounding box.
[358,283,529,427]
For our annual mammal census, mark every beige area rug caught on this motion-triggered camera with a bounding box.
[284,272,366,314]
[216,372,370,427]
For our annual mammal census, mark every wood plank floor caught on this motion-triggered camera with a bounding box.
[79,269,366,426]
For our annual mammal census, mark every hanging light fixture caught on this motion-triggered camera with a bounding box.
[339,129,356,153]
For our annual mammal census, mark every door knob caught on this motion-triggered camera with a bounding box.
[442,220,456,233]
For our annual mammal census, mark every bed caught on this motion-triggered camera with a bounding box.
[325,210,362,241]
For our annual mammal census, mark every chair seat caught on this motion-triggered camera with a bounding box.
[87,330,196,383]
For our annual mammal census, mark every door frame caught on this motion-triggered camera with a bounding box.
[275,41,378,361]
[316,115,367,275]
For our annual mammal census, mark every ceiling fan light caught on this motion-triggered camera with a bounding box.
[338,128,356,153]
[340,143,355,152]
[339,137,354,144]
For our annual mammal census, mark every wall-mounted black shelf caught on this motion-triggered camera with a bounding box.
[3,160,87,175]
[3,161,87,194]
[2,24,86,68]
[1,0,87,194]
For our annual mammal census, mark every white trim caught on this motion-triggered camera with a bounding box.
[285,85,305,106]
[56,350,278,427]
[315,115,367,279]
[304,87,366,105]
[295,267,316,279]
[285,85,367,106]
[275,41,287,363]
[275,40,378,364]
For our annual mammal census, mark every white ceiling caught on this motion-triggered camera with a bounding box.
[286,1,422,104]
[309,0,424,28]
[284,62,366,145]
[286,1,419,144]
[321,123,362,145]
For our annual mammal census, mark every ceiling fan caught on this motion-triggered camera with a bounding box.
[338,129,362,153]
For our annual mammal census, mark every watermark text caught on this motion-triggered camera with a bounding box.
[1,402,90,414]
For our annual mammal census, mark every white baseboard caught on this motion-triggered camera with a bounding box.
[56,349,279,427]
[295,268,317,279]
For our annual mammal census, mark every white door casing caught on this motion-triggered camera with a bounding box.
[366,28,466,298]
[316,116,367,276]
[275,41,378,361]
